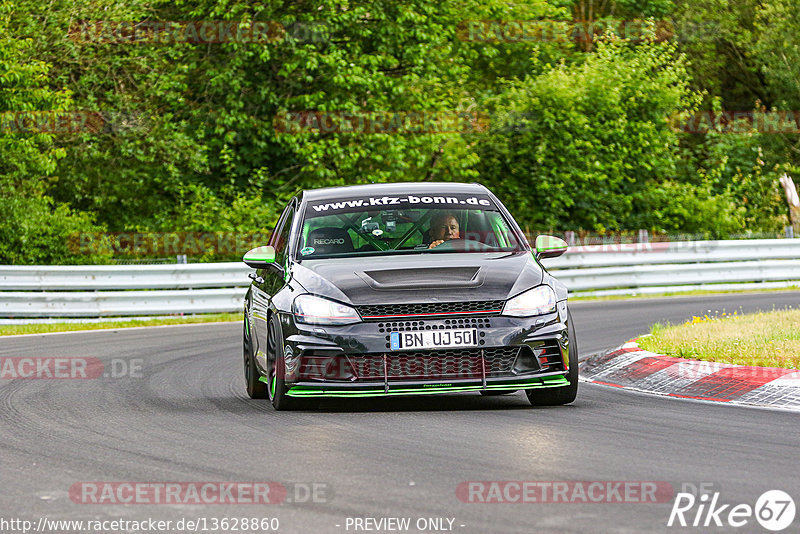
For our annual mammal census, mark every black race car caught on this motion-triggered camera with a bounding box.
[242,182,577,410]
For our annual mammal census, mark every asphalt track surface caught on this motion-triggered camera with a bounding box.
[1,291,799,534]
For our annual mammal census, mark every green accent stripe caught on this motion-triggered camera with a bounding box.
[284,376,569,397]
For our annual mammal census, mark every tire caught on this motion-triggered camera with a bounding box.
[243,316,269,399]
[267,315,317,411]
[526,310,579,406]
[479,390,517,396]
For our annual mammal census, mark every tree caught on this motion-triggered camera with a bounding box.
[0,1,108,264]
[475,38,720,233]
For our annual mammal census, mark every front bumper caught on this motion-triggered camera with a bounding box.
[265,301,572,398]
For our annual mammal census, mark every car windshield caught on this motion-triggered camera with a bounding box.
[297,192,526,259]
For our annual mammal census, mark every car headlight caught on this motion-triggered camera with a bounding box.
[502,286,557,317]
[292,295,361,325]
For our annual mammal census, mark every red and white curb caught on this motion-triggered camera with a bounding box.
[580,341,800,411]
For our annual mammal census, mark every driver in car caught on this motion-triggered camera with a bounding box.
[428,212,460,248]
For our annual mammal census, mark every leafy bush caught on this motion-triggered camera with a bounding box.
[0,193,111,264]
[476,39,710,232]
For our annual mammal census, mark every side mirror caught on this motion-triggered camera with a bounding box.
[534,235,568,260]
[243,246,277,269]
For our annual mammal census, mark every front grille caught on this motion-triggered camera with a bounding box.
[346,347,521,381]
[376,317,491,333]
[358,301,504,320]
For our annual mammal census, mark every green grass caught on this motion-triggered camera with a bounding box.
[0,313,240,336]
[637,309,800,369]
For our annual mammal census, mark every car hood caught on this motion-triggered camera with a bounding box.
[291,252,543,305]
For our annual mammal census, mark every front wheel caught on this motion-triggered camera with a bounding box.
[267,315,317,411]
[243,317,268,399]
[526,310,578,406]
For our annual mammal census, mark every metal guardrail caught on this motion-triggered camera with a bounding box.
[0,263,252,317]
[544,238,800,296]
[552,260,800,293]
[0,288,246,317]
[544,239,800,268]
[0,239,798,317]
[0,264,251,291]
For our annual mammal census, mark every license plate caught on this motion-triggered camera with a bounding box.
[389,328,478,350]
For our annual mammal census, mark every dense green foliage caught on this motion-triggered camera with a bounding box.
[0,0,795,263]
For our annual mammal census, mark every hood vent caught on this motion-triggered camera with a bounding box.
[359,267,483,290]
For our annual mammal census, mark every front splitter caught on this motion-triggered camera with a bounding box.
[257,375,570,397]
